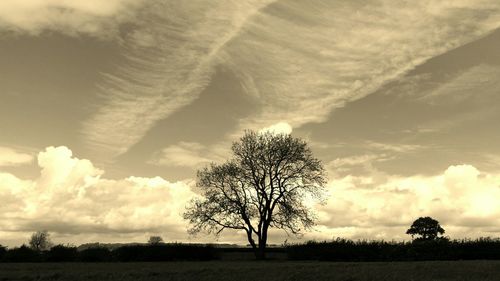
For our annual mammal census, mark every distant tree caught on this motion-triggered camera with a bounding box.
[29,230,52,251]
[148,236,164,245]
[406,217,445,241]
[184,130,327,259]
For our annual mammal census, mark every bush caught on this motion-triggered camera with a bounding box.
[113,244,217,262]
[455,237,500,260]
[4,245,41,262]
[286,238,500,261]
[286,239,410,261]
[78,247,112,262]
[47,245,78,262]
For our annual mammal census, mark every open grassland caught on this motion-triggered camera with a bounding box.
[1,261,500,281]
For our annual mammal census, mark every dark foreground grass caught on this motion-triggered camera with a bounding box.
[1,260,499,281]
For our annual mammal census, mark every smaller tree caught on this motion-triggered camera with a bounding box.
[29,230,52,251]
[406,217,445,241]
[148,236,164,245]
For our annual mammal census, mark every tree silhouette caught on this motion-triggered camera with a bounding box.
[148,236,164,245]
[406,217,445,241]
[29,230,52,251]
[184,130,326,259]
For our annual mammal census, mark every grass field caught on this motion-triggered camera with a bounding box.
[1,260,499,281]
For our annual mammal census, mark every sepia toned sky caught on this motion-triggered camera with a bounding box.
[1,0,500,247]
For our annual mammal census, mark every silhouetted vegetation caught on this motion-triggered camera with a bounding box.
[112,244,216,261]
[407,216,445,241]
[3,245,41,262]
[0,244,217,262]
[2,238,500,262]
[0,245,6,261]
[148,236,164,245]
[46,245,78,262]
[184,130,327,259]
[78,247,112,262]
[29,230,52,251]
[286,238,500,261]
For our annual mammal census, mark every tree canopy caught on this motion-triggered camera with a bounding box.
[29,230,52,251]
[184,130,327,259]
[406,217,445,241]
[148,236,164,245]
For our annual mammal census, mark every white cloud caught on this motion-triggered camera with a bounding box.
[82,0,274,157]
[0,146,199,246]
[150,141,230,168]
[0,146,33,167]
[328,154,385,170]
[365,141,424,153]
[2,146,500,246]
[0,0,143,36]
[227,0,500,133]
[82,0,500,159]
[259,122,293,135]
[150,142,212,168]
[312,164,500,241]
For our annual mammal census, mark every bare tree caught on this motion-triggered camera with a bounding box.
[29,230,52,251]
[148,236,164,245]
[184,130,327,259]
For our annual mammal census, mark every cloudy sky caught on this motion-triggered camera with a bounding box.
[1,0,500,247]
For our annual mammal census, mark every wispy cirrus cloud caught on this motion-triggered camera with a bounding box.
[365,141,424,154]
[82,0,500,159]
[0,146,33,167]
[149,142,221,168]
[82,0,275,157]
[228,0,500,133]
[420,64,500,103]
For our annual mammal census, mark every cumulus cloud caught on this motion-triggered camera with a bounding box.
[259,122,293,135]
[1,145,500,246]
[82,0,500,158]
[311,164,500,241]
[0,146,198,246]
[0,0,143,36]
[0,146,34,167]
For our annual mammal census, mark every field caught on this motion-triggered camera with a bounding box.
[1,261,499,281]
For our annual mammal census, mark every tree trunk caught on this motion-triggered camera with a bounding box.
[246,230,262,260]
[256,227,268,260]
[256,244,266,260]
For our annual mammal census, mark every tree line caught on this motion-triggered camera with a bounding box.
[2,237,500,262]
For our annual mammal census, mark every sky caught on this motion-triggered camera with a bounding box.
[1,0,500,247]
